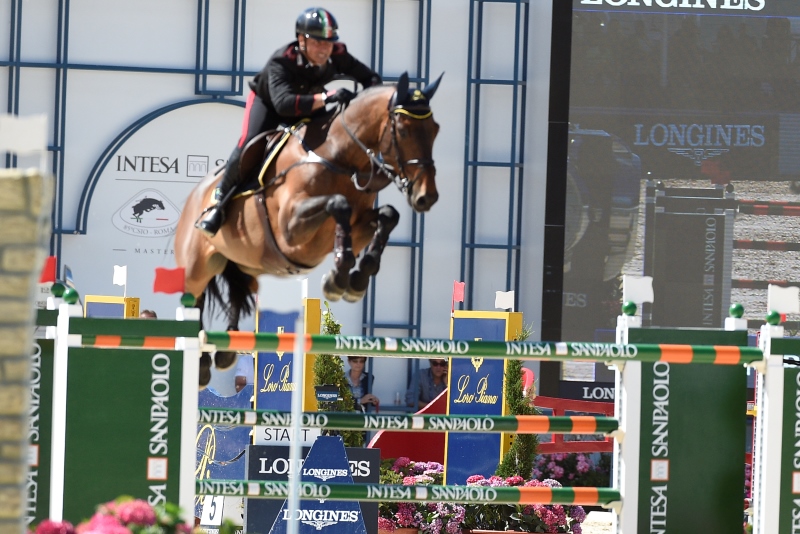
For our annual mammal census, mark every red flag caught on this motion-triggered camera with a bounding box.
[452,280,465,313]
[39,256,56,283]
[153,267,185,294]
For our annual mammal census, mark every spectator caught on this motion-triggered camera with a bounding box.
[140,309,157,318]
[406,359,448,410]
[234,355,254,393]
[346,356,379,412]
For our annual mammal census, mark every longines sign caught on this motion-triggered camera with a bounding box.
[580,0,765,10]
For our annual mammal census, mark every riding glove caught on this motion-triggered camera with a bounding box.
[326,88,356,104]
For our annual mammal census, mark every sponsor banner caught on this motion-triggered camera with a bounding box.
[778,367,800,531]
[569,111,790,182]
[208,331,764,364]
[559,381,615,402]
[651,212,731,328]
[63,348,184,522]
[195,385,254,519]
[244,440,379,534]
[26,339,54,527]
[576,0,789,16]
[63,102,241,314]
[630,329,746,533]
[446,318,506,485]
[256,311,301,413]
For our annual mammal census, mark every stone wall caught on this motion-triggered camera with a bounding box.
[0,169,52,533]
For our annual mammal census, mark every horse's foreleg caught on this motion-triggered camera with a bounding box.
[343,205,399,303]
[322,195,356,300]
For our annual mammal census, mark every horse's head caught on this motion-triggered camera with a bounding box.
[384,72,442,212]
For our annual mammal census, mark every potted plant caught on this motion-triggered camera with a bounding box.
[461,475,587,533]
[30,496,205,534]
[312,302,363,447]
[495,324,539,481]
[378,457,465,534]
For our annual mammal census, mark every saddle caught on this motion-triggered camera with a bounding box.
[231,118,319,199]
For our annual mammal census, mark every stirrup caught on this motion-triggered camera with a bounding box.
[194,206,225,238]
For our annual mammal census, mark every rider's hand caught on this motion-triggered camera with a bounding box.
[326,88,356,104]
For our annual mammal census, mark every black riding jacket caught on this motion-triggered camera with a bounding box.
[250,41,381,121]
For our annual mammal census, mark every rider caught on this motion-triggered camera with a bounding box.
[195,7,382,237]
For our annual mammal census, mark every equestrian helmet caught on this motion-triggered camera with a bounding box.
[296,8,339,41]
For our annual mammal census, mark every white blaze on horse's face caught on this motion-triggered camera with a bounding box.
[397,115,440,213]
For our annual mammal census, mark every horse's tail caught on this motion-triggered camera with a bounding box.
[205,262,256,329]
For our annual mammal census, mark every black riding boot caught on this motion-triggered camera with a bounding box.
[195,148,242,237]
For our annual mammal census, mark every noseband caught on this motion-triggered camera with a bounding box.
[340,101,435,195]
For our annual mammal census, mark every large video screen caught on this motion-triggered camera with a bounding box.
[562,0,800,341]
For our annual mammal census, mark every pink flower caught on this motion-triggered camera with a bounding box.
[487,476,507,487]
[36,520,75,534]
[378,517,396,532]
[466,475,485,485]
[76,513,131,534]
[505,475,524,486]
[116,500,156,526]
[402,476,417,486]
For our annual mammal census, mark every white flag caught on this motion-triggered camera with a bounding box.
[495,290,515,310]
[113,265,127,287]
[0,114,47,154]
[768,284,800,314]
[622,275,654,304]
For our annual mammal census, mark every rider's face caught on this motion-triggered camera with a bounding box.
[299,35,334,66]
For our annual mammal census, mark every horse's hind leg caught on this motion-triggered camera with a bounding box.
[320,195,356,301]
[344,205,399,303]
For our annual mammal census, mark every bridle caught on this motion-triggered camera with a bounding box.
[338,99,435,195]
[270,93,435,195]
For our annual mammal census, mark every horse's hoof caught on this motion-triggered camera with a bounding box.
[342,288,367,303]
[199,353,212,390]
[322,271,346,301]
[214,351,238,370]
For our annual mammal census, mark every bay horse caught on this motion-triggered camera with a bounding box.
[174,72,442,386]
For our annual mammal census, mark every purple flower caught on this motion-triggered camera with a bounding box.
[570,505,587,523]
[572,523,583,534]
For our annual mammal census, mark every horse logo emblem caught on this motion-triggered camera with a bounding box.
[301,519,336,530]
[112,189,180,238]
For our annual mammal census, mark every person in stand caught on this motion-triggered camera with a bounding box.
[406,358,448,410]
[139,309,157,318]
[195,6,382,237]
[346,356,379,412]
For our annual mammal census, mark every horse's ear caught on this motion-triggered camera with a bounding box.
[395,72,409,106]
[421,72,444,102]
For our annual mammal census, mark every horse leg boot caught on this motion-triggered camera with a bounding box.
[322,195,356,301]
[344,205,399,303]
[195,146,243,237]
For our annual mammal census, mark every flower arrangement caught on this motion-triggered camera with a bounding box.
[533,453,611,488]
[379,457,465,534]
[30,496,207,534]
[462,475,586,533]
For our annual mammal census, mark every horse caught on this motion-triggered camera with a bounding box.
[174,72,442,387]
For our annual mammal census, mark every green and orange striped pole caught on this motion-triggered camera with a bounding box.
[74,335,179,350]
[195,480,621,507]
[196,408,620,435]
[202,331,763,365]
